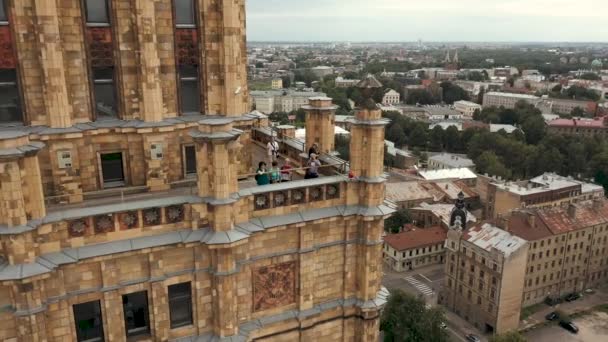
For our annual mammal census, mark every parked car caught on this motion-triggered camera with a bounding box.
[565,293,581,302]
[544,296,562,306]
[545,311,559,321]
[465,334,481,342]
[559,320,579,334]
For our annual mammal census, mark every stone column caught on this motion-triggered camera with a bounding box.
[303,97,337,154]
[32,0,73,128]
[12,280,49,341]
[349,108,387,182]
[143,134,170,191]
[0,134,46,228]
[134,0,165,122]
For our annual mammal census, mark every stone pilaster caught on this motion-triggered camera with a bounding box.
[202,0,249,116]
[0,160,28,227]
[144,134,170,191]
[32,0,73,128]
[212,249,238,337]
[134,0,165,122]
[349,108,387,181]
[303,97,337,154]
[298,224,314,311]
[190,118,241,203]
[12,280,49,342]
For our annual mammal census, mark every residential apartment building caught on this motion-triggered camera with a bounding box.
[547,117,608,137]
[486,173,604,219]
[442,223,529,334]
[271,78,283,89]
[250,90,327,114]
[505,201,608,307]
[537,97,597,116]
[410,202,477,229]
[382,89,401,105]
[482,92,540,109]
[0,1,390,341]
[428,153,475,171]
[454,100,483,117]
[383,226,447,272]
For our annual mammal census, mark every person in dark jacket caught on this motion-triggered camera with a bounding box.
[308,143,319,158]
[255,161,270,185]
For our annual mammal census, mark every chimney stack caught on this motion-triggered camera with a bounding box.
[527,212,536,228]
[567,203,577,219]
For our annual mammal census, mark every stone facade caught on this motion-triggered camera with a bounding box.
[0,1,390,341]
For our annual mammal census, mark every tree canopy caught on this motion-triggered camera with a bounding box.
[381,290,449,342]
[385,209,412,234]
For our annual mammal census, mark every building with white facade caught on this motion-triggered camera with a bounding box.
[334,76,360,88]
[250,90,327,114]
[428,153,475,170]
[382,89,401,105]
[482,92,540,109]
[271,78,283,89]
[454,100,482,117]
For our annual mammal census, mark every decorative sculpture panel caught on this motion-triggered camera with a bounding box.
[94,214,115,233]
[0,26,16,69]
[175,29,199,66]
[252,262,296,312]
[69,219,88,237]
[119,211,139,230]
[143,208,161,226]
[166,205,184,223]
[86,27,114,68]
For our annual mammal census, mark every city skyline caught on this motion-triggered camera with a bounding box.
[247,0,608,43]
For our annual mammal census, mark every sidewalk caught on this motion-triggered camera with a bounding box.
[443,308,488,342]
[520,288,608,330]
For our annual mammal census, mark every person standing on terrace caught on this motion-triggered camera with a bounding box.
[267,136,279,164]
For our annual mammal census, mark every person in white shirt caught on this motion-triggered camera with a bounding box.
[267,136,279,164]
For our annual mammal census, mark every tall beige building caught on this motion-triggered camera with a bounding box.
[0,1,390,341]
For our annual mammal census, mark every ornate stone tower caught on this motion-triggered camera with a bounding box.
[303,97,337,154]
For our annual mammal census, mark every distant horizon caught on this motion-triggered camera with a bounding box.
[247,0,608,43]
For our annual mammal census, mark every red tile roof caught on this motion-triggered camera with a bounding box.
[548,117,607,128]
[384,226,447,251]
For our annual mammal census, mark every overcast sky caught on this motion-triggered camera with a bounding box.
[246,0,608,42]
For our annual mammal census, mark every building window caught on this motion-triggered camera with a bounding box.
[169,282,193,328]
[0,69,22,123]
[183,144,197,176]
[175,0,195,26]
[92,68,117,117]
[100,152,125,187]
[84,0,110,24]
[178,65,201,114]
[73,300,104,342]
[122,291,150,337]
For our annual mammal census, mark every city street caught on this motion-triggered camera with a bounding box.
[382,263,487,342]
[524,311,608,342]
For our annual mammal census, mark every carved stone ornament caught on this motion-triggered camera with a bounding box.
[254,194,269,210]
[273,192,287,207]
[120,211,139,230]
[252,262,296,312]
[291,189,305,204]
[326,184,340,199]
[69,219,88,237]
[94,215,114,233]
[166,205,184,223]
[310,186,324,201]
[143,208,161,226]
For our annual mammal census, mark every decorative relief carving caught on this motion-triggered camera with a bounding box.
[175,29,199,66]
[291,189,306,205]
[0,26,16,69]
[166,205,184,223]
[254,194,269,210]
[119,211,139,230]
[252,262,296,312]
[86,27,114,68]
[326,184,340,199]
[310,186,324,201]
[273,191,287,207]
[143,208,161,226]
[69,219,88,237]
[94,214,114,233]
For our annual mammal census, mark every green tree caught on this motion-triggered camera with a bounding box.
[429,126,445,151]
[255,61,264,68]
[475,151,512,179]
[580,72,600,81]
[334,135,350,161]
[409,125,429,148]
[489,331,527,342]
[406,89,439,105]
[281,76,291,89]
[444,126,461,152]
[387,123,408,148]
[384,209,412,233]
[521,116,546,145]
[381,290,449,342]
[440,82,470,104]
[468,71,486,81]
[570,107,586,118]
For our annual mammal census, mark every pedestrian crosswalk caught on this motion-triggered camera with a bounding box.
[405,276,434,296]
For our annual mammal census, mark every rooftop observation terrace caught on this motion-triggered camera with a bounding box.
[42,128,349,214]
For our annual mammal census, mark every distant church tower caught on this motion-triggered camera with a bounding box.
[453,50,459,64]
[444,49,452,64]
